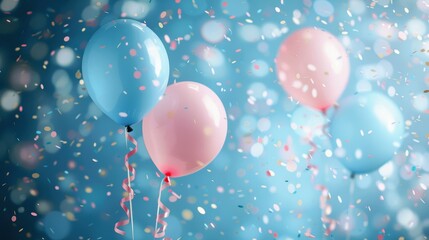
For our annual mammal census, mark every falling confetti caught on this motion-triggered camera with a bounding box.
[0,1,428,240]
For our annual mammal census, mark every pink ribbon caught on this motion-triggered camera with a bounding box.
[114,132,137,236]
[154,177,170,238]
[154,176,180,238]
[316,184,336,236]
[305,137,319,181]
[303,120,336,236]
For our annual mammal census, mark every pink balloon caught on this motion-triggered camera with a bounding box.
[143,81,227,178]
[276,28,350,111]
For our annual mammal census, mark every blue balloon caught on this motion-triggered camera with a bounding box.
[330,92,404,174]
[83,19,169,127]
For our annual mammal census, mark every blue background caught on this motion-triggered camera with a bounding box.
[1,0,428,239]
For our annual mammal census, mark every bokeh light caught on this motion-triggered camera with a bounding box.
[10,142,40,169]
[1,0,19,12]
[313,0,334,17]
[412,94,428,112]
[349,0,366,15]
[9,64,40,91]
[201,20,226,43]
[43,211,71,240]
[239,24,261,42]
[30,42,49,61]
[121,1,151,20]
[82,5,101,22]
[1,89,20,111]
[55,47,75,67]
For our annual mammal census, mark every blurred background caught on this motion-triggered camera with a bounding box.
[1,0,429,239]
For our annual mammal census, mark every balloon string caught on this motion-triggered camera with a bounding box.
[304,113,336,237]
[114,131,137,240]
[345,176,356,240]
[154,176,177,238]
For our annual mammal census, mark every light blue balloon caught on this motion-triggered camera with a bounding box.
[82,19,169,127]
[330,92,404,174]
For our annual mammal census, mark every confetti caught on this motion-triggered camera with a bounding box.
[1,1,426,239]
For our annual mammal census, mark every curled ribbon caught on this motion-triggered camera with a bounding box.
[114,131,137,237]
[305,137,319,180]
[316,184,336,236]
[154,176,181,238]
[304,122,336,236]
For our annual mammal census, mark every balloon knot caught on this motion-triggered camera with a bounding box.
[126,125,133,133]
[350,172,355,179]
[164,176,171,184]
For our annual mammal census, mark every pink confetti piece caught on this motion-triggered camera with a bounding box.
[164,35,171,43]
[266,170,275,177]
[304,229,316,238]
[170,41,177,50]
[398,31,407,41]
[133,71,141,79]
